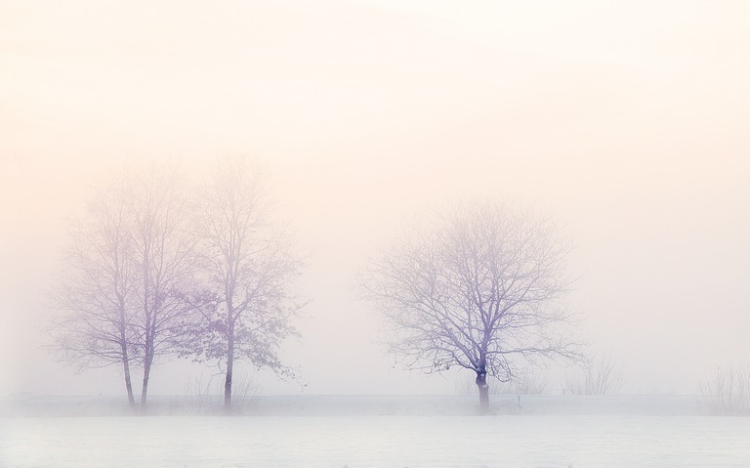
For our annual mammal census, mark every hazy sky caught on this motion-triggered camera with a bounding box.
[2,0,749,397]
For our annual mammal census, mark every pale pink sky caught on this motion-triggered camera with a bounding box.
[2,0,749,396]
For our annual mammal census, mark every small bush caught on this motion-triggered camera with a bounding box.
[564,355,626,395]
[699,364,750,416]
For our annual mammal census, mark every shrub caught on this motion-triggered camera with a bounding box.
[699,364,750,416]
[564,355,626,395]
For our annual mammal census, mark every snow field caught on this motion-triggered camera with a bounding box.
[2,414,750,468]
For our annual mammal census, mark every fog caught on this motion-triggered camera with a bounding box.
[2,0,750,402]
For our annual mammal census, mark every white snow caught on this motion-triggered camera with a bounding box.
[2,412,750,467]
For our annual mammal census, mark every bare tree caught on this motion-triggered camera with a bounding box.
[127,167,195,407]
[184,159,303,411]
[362,201,581,413]
[51,179,140,409]
[564,354,627,395]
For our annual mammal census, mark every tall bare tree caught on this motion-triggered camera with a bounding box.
[51,179,140,409]
[362,201,582,413]
[185,159,303,411]
[128,167,195,407]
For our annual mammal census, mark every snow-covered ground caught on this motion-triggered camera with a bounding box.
[2,396,750,467]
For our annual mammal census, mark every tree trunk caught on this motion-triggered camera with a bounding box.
[121,344,136,410]
[224,335,234,412]
[476,370,490,414]
[140,349,153,410]
[140,252,151,411]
